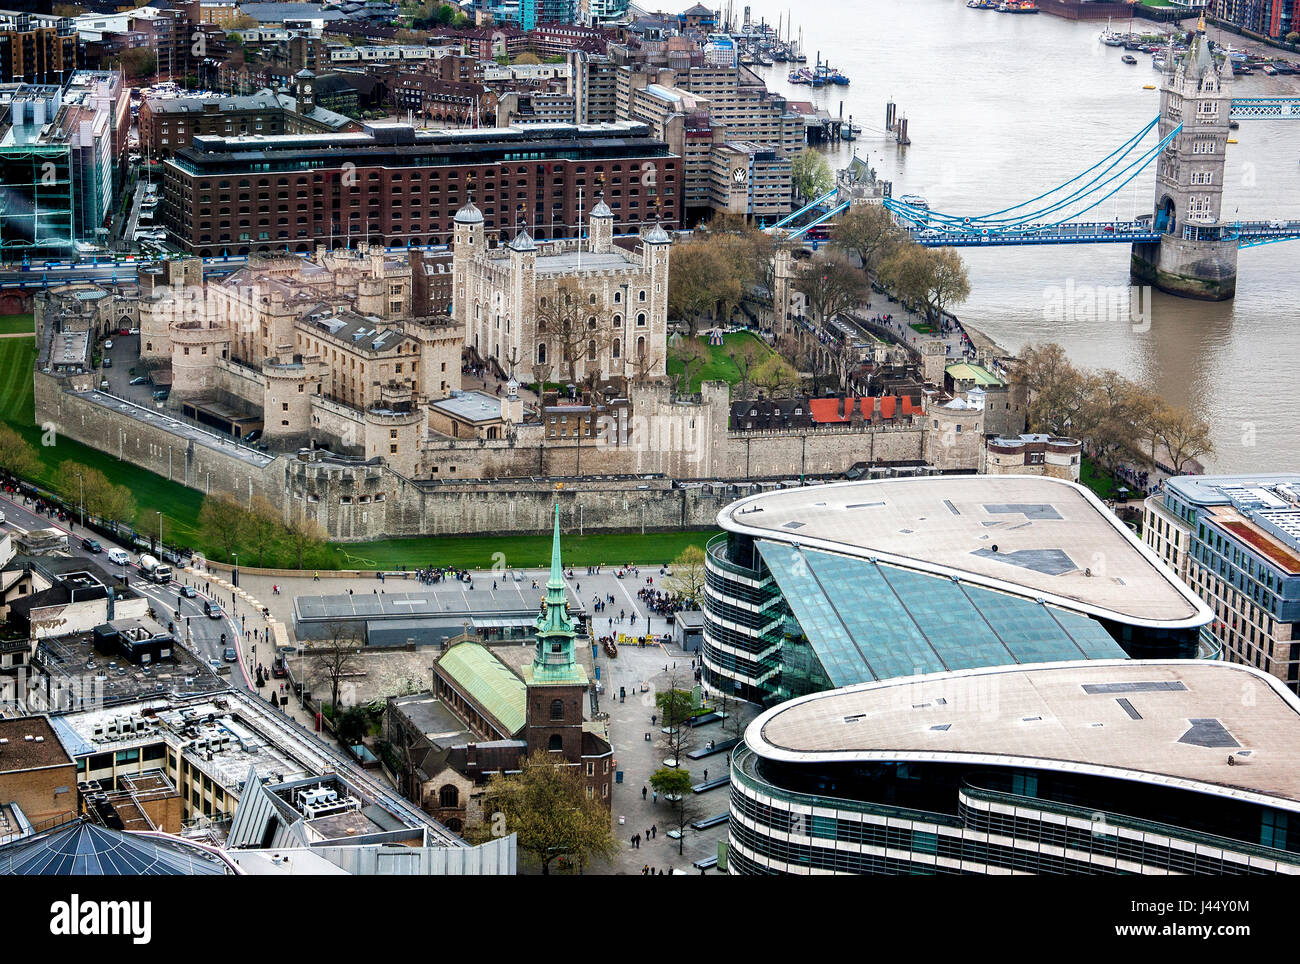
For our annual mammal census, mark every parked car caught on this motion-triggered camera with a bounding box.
[103,338,113,350]
[152,389,170,401]
[80,537,102,553]
[130,375,149,385]
[272,657,287,678]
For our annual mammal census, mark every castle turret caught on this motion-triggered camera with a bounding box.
[589,193,614,255]
[451,196,484,329]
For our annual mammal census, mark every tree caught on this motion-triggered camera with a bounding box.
[794,250,868,326]
[117,48,156,81]
[751,354,802,398]
[286,511,327,570]
[536,282,612,384]
[0,425,40,479]
[198,493,245,563]
[669,338,711,395]
[54,462,135,526]
[337,705,371,745]
[833,203,903,276]
[1154,404,1215,475]
[791,147,833,200]
[309,623,363,715]
[882,243,970,325]
[649,766,698,856]
[244,495,282,568]
[727,338,764,401]
[477,749,616,874]
[668,239,732,336]
[664,545,706,606]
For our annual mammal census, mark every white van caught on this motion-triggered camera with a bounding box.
[107,548,129,565]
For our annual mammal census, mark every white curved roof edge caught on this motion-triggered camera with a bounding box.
[715,475,1214,630]
[744,658,1300,816]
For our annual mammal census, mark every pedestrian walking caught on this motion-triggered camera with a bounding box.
[651,824,656,839]
[642,785,647,800]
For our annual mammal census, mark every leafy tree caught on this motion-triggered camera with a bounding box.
[337,705,371,745]
[286,511,328,569]
[54,462,135,526]
[0,424,41,479]
[244,495,283,568]
[794,250,867,326]
[117,48,156,80]
[664,545,706,605]
[649,766,698,855]
[882,243,970,325]
[751,354,802,398]
[478,749,616,874]
[656,686,695,728]
[668,239,733,336]
[198,493,246,563]
[832,203,903,276]
[791,147,833,200]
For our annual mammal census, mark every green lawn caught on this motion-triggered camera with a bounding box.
[0,314,34,335]
[0,337,717,569]
[329,529,720,571]
[1081,457,1124,501]
[667,331,775,392]
[0,336,207,546]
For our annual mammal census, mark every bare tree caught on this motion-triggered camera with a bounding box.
[537,282,613,384]
[309,621,363,716]
[794,251,868,328]
[671,338,711,395]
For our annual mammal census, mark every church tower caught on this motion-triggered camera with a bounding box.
[1131,18,1238,300]
[524,504,589,759]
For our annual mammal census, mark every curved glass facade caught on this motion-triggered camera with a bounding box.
[703,531,1204,708]
[728,742,1300,876]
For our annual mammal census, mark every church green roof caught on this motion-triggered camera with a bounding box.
[438,643,527,736]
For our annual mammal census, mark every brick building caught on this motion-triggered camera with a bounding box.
[0,716,77,826]
[161,120,681,256]
[0,10,77,85]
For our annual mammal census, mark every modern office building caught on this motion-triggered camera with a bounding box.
[730,659,1300,875]
[1211,0,1297,40]
[703,476,1214,706]
[160,120,681,256]
[1144,474,1300,690]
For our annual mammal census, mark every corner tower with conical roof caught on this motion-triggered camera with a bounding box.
[524,504,590,760]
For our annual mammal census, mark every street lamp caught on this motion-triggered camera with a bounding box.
[232,552,239,589]
[156,511,163,555]
[76,472,84,529]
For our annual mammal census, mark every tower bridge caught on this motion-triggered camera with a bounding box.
[865,20,1300,301]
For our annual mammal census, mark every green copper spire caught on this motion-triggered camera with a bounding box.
[528,502,586,685]
[547,501,565,591]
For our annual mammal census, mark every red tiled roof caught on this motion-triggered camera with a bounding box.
[808,396,921,424]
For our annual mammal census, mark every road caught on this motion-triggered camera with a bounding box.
[0,491,253,692]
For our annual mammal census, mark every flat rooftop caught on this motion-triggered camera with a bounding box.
[750,660,1300,810]
[719,476,1209,627]
[532,250,635,275]
[72,391,274,468]
[0,717,72,773]
[429,390,505,424]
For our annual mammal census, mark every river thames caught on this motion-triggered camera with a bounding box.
[683,0,1300,472]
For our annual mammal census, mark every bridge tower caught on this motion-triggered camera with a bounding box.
[1131,20,1239,300]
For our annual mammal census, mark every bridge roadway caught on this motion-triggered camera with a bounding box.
[904,219,1300,248]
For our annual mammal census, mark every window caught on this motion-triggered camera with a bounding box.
[551,698,564,720]
[548,734,563,752]
[438,785,459,809]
